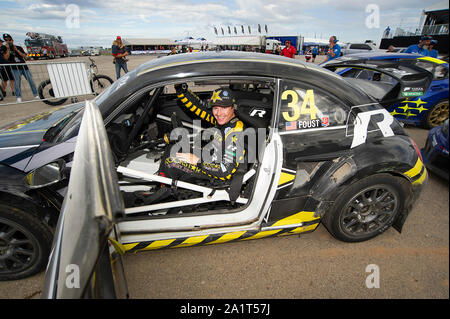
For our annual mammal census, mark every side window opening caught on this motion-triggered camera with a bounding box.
[107,78,275,218]
[278,80,349,133]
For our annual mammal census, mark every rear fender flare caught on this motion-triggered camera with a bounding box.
[310,159,413,226]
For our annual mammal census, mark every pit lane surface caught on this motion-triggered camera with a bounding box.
[0,55,448,299]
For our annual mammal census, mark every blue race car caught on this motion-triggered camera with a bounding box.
[322,52,449,128]
[421,118,449,180]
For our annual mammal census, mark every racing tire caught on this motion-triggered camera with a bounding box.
[0,204,53,281]
[38,79,68,106]
[322,174,406,243]
[424,99,449,129]
[90,75,114,96]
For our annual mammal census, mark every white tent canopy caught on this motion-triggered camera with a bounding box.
[303,37,330,46]
[212,36,264,46]
[175,38,212,47]
[122,38,176,46]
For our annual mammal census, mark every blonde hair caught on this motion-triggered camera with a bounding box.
[112,40,118,46]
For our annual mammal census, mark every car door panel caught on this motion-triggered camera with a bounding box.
[42,100,125,299]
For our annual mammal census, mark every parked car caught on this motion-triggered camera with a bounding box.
[322,52,449,128]
[341,42,379,56]
[0,52,429,285]
[421,118,449,180]
[68,50,81,57]
[391,47,407,53]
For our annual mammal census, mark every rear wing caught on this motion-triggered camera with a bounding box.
[323,60,433,106]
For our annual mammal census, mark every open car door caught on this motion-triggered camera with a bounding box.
[42,100,127,299]
[322,59,433,107]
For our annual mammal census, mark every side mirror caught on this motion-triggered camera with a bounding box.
[25,160,66,189]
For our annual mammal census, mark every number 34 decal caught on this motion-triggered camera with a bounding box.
[281,89,319,121]
[281,89,396,148]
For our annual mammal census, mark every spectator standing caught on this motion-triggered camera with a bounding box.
[112,36,129,80]
[3,34,38,103]
[1,38,15,98]
[404,36,431,55]
[280,40,296,58]
[274,44,281,55]
[311,46,318,63]
[324,36,341,62]
[168,47,177,56]
[305,47,312,62]
[427,40,439,58]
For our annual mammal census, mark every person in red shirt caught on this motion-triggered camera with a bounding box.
[280,40,296,58]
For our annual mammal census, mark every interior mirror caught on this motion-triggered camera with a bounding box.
[25,160,65,188]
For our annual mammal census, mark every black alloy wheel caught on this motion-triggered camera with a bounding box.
[323,174,407,242]
[0,204,53,281]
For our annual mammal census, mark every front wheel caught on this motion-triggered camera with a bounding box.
[0,204,53,281]
[424,99,449,129]
[91,74,114,96]
[38,79,68,106]
[322,174,407,242]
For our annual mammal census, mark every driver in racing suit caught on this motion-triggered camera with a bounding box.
[158,84,246,183]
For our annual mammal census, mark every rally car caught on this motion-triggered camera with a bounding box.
[321,52,449,128]
[421,118,449,180]
[0,52,430,288]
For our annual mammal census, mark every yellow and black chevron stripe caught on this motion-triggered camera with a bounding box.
[121,211,320,253]
[177,90,216,125]
[404,157,427,185]
[277,168,296,189]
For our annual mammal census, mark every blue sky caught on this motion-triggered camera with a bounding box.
[0,0,439,48]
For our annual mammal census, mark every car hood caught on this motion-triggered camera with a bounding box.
[0,102,85,149]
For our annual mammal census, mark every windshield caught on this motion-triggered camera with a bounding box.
[25,39,45,46]
[339,68,398,85]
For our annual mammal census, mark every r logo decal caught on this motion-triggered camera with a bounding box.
[351,109,394,148]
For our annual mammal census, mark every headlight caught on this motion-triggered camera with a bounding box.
[25,160,66,188]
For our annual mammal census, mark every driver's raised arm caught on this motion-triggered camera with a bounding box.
[175,83,216,125]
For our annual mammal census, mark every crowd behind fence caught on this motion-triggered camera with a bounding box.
[0,61,92,105]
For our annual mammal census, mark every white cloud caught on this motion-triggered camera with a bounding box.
[0,0,434,47]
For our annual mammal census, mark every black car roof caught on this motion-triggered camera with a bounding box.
[100,51,374,117]
[135,51,339,79]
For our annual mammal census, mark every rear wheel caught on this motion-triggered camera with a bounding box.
[0,204,53,281]
[424,99,449,129]
[322,174,406,242]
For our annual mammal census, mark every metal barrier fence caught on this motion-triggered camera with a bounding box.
[0,61,96,106]
[382,24,449,39]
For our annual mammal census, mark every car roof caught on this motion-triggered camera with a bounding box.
[99,51,376,118]
[135,51,321,78]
